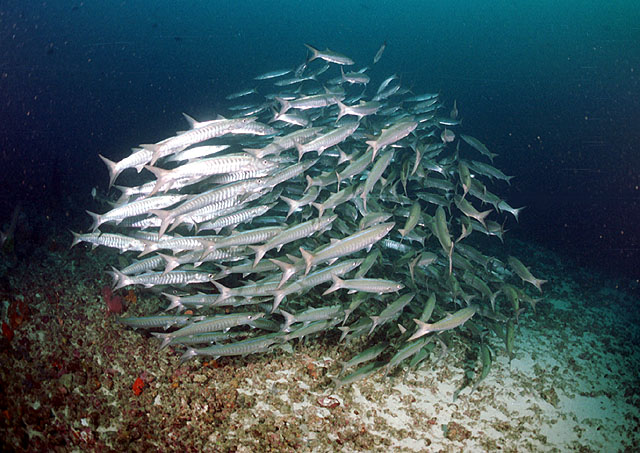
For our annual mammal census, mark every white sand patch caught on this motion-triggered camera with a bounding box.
[230,256,639,451]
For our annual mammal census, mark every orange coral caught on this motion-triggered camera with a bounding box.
[7,300,28,329]
[132,377,144,396]
[124,290,137,304]
[306,362,318,379]
[2,321,13,341]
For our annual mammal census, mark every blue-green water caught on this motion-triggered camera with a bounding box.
[0,0,639,277]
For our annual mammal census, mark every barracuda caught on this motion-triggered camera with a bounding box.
[460,134,498,163]
[99,148,153,188]
[142,116,259,165]
[276,93,344,115]
[280,186,320,219]
[279,305,344,332]
[250,215,337,267]
[299,222,394,275]
[181,332,284,363]
[108,267,215,291]
[323,276,404,296]
[295,122,359,160]
[71,231,145,253]
[369,293,415,335]
[361,149,394,210]
[271,258,363,311]
[81,43,538,392]
[151,179,266,237]
[199,226,283,259]
[365,120,417,159]
[408,306,477,341]
[145,153,275,195]
[153,312,265,350]
[118,315,201,330]
[304,43,354,65]
[508,256,547,293]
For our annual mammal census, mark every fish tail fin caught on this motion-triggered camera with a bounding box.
[275,96,291,115]
[140,143,162,166]
[336,100,347,122]
[137,238,157,257]
[331,376,344,391]
[157,252,180,275]
[365,141,380,160]
[303,43,320,62]
[107,265,130,291]
[182,112,200,129]
[322,274,344,296]
[513,206,526,222]
[368,316,379,335]
[310,202,324,218]
[249,245,267,268]
[299,247,314,276]
[98,154,120,188]
[112,185,132,204]
[144,165,172,196]
[195,239,215,262]
[534,278,547,293]
[341,308,353,326]
[279,195,298,219]
[269,258,296,288]
[168,214,188,234]
[294,142,305,161]
[337,146,350,165]
[212,281,232,302]
[278,309,294,332]
[162,292,184,312]
[149,209,172,238]
[407,318,430,341]
[180,348,198,364]
[479,209,492,221]
[477,209,492,228]
[271,291,285,313]
[304,174,315,193]
[69,230,83,249]
[85,210,102,232]
[150,332,173,350]
[338,326,351,342]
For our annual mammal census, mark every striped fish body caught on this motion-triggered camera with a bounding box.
[300,222,395,275]
[144,117,257,164]
[181,332,284,362]
[407,306,477,341]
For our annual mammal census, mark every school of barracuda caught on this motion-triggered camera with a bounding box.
[73,43,546,390]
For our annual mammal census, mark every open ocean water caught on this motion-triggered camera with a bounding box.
[0,1,639,451]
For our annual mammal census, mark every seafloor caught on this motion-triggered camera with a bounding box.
[1,230,639,452]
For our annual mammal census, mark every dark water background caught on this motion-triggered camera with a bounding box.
[1,0,639,279]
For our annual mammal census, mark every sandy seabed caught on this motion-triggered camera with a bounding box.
[1,234,638,452]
